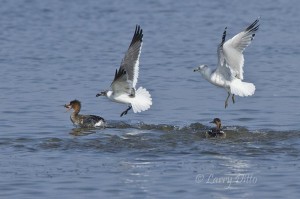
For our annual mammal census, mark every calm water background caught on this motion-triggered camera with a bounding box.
[0,0,300,198]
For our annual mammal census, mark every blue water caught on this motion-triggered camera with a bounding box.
[1,0,300,198]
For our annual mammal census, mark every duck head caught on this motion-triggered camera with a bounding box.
[64,99,81,112]
[210,118,222,129]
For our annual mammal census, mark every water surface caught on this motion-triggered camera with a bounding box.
[0,0,300,198]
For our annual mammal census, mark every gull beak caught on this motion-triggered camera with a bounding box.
[193,67,199,72]
[209,120,214,124]
[96,91,106,97]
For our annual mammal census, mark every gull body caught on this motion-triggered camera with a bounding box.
[194,19,259,108]
[97,25,152,116]
[64,100,106,128]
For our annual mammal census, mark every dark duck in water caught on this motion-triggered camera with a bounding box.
[206,118,226,138]
[64,100,106,128]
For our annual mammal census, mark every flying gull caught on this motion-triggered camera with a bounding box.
[194,19,259,108]
[96,25,152,116]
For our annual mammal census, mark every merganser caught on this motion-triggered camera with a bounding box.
[96,25,152,117]
[64,100,106,128]
[194,19,259,108]
[206,118,226,138]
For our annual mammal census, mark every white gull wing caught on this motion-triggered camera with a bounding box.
[222,19,259,80]
[111,69,133,96]
[118,25,143,89]
[214,60,233,86]
[215,27,233,83]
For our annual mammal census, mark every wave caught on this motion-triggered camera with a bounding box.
[69,120,300,139]
[1,120,299,153]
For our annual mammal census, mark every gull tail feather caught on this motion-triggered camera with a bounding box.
[131,87,152,113]
[230,79,255,97]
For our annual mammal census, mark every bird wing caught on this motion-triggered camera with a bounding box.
[80,115,105,127]
[215,27,233,81]
[111,69,133,95]
[222,19,259,80]
[118,25,143,89]
[83,115,104,124]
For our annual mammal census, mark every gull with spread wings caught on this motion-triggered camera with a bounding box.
[194,19,259,108]
[96,25,152,116]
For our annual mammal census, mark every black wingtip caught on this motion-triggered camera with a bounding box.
[136,24,143,41]
[130,24,143,46]
[245,18,260,32]
[135,25,141,35]
[113,68,126,81]
[221,27,227,45]
[114,69,118,80]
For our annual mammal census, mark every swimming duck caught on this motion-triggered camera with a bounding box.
[206,118,226,138]
[64,100,106,128]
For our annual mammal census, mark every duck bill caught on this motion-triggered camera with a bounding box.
[64,104,72,112]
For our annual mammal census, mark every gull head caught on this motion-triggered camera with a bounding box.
[194,64,208,73]
[96,90,108,97]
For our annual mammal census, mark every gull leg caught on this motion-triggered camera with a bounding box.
[225,92,230,109]
[232,94,235,104]
[120,106,132,117]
